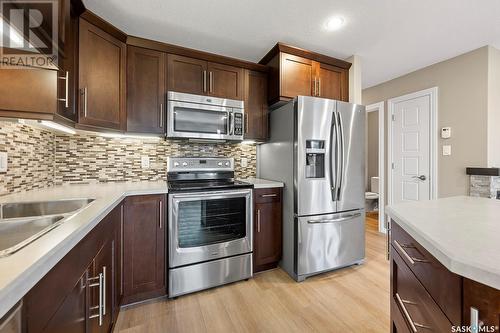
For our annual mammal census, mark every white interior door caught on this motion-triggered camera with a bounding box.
[391,95,431,204]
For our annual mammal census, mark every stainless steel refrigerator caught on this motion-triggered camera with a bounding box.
[259,96,366,281]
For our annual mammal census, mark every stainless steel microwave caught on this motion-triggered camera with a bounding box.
[167,91,244,141]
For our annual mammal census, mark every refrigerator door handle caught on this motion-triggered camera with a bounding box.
[336,111,345,201]
[329,112,337,202]
[307,212,361,224]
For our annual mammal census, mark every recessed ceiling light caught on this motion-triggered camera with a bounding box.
[325,16,345,31]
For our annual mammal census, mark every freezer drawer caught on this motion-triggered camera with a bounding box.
[296,210,365,277]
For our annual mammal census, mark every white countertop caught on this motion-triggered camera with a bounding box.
[386,196,500,290]
[0,181,169,318]
[241,178,284,189]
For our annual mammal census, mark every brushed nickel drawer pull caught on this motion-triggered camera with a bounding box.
[395,293,431,332]
[203,70,207,92]
[394,239,430,265]
[88,272,103,326]
[159,200,163,229]
[261,193,277,198]
[257,209,261,233]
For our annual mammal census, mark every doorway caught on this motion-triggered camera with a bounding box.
[365,102,385,233]
[388,88,438,206]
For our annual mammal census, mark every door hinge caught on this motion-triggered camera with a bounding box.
[392,114,395,121]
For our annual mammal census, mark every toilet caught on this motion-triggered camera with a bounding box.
[365,177,379,211]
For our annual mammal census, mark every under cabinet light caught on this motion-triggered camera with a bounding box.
[241,140,256,145]
[99,132,161,140]
[39,121,76,135]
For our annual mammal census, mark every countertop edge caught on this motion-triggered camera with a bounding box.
[387,207,500,291]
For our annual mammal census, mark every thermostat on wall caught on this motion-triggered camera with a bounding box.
[441,127,451,139]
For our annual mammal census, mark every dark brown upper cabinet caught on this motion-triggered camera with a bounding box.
[167,54,244,100]
[123,194,166,304]
[244,70,268,141]
[78,17,126,131]
[260,43,351,106]
[207,62,244,99]
[127,46,166,134]
[167,54,207,95]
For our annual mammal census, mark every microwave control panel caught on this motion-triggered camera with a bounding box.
[233,113,243,136]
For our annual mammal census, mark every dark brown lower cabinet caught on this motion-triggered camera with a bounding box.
[253,188,282,273]
[122,194,166,304]
[390,220,500,333]
[24,204,122,333]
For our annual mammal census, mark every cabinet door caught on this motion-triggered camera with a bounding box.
[317,63,348,101]
[253,189,282,272]
[167,54,207,95]
[127,46,166,134]
[123,195,166,304]
[463,278,500,332]
[280,53,315,98]
[42,270,88,333]
[244,70,268,141]
[78,18,126,130]
[207,62,244,99]
[89,240,114,333]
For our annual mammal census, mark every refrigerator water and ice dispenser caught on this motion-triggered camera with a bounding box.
[305,140,325,178]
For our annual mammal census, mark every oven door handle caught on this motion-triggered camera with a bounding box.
[171,189,253,200]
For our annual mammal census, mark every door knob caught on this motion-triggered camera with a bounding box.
[413,175,427,181]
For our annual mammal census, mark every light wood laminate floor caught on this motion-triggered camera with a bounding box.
[114,222,389,333]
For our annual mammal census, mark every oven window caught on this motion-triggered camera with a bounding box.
[174,107,228,134]
[177,197,246,248]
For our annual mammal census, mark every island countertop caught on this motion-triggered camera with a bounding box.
[386,196,500,290]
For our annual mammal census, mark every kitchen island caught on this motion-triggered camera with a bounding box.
[387,196,500,333]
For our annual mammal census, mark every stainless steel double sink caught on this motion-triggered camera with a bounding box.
[0,198,95,257]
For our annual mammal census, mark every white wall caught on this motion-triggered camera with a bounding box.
[487,46,500,167]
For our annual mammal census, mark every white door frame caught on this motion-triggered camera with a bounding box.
[388,87,438,208]
[366,102,386,233]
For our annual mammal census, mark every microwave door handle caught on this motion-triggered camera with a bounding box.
[229,112,234,136]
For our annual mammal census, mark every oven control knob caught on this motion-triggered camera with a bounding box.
[182,162,188,166]
[174,162,180,167]
[217,162,223,166]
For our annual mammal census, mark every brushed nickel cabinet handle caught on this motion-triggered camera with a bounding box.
[395,293,432,332]
[318,77,321,96]
[159,200,163,229]
[203,70,207,92]
[57,71,69,108]
[80,87,88,117]
[261,193,277,198]
[313,78,317,96]
[88,272,103,326]
[209,71,213,93]
[159,103,164,128]
[102,266,106,316]
[394,240,430,265]
[257,209,261,233]
[470,307,484,333]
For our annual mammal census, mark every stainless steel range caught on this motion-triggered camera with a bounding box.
[167,157,253,297]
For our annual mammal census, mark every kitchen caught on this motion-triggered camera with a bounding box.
[0,1,499,332]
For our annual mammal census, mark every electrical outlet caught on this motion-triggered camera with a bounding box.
[0,152,7,172]
[141,155,150,169]
[442,145,452,156]
[241,157,248,168]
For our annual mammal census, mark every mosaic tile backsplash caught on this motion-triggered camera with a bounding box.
[0,121,55,196]
[0,120,257,195]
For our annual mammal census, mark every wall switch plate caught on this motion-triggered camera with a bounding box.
[141,155,150,169]
[442,145,452,156]
[0,152,7,172]
[241,157,248,168]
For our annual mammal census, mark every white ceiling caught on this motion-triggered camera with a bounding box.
[83,0,500,88]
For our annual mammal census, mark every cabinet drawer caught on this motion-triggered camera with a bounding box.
[391,221,462,325]
[391,247,453,332]
[391,298,411,333]
[254,188,282,204]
